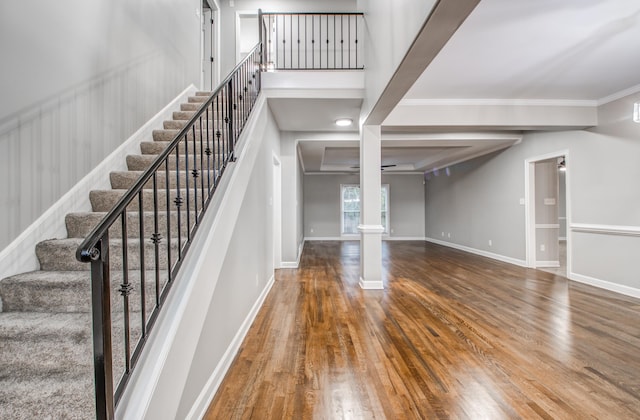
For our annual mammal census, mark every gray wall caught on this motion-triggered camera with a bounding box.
[0,0,201,250]
[305,174,425,239]
[219,0,358,76]
[425,92,640,291]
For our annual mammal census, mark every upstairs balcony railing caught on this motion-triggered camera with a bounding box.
[76,44,261,420]
[259,11,364,70]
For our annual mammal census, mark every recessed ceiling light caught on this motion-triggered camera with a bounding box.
[335,118,353,127]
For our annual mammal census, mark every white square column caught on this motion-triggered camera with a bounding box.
[358,125,384,289]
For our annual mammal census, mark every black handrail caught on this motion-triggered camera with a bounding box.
[76,43,262,420]
[259,11,364,70]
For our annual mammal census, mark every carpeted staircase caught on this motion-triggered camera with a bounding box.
[0,92,216,419]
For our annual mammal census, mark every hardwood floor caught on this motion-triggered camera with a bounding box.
[204,241,640,419]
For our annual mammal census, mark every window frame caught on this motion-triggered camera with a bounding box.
[340,184,390,236]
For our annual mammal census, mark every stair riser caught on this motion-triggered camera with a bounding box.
[173,111,229,121]
[152,129,226,143]
[126,154,224,171]
[1,273,167,313]
[163,120,227,130]
[141,140,224,155]
[66,212,193,239]
[0,335,92,373]
[109,170,219,190]
[36,240,179,271]
[91,189,206,213]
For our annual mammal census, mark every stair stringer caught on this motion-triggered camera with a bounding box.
[116,93,278,419]
[0,85,198,284]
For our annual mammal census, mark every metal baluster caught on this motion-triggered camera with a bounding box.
[152,173,161,306]
[164,159,172,281]
[138,192,146,336]
[120,212,131,373]
[191,125,199,225]
[355,14,359,68]
[174,146,182,261]
[184,135,191,242]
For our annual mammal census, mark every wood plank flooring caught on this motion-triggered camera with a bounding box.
[204,241,640,419]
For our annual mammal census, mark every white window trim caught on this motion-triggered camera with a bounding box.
[340,184,390,236]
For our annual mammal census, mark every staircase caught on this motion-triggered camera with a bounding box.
[0,92,214,419]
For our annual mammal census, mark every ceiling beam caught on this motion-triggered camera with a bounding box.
[364,0,481,126]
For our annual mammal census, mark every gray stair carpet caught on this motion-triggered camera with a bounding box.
[0,91,214,419]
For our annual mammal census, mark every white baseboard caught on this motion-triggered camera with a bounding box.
[569,272,640,299]
[304,236,348,241]
[536,261,560,268]
[186,274,275,420]
[359,277,384,290]
[383,236,426,241]
[0,85,197,281]
[425,237,528,268]
[280,240,305,268]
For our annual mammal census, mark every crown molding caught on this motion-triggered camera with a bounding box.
[398,98,597,107]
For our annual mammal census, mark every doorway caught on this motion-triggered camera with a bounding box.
[202,0,220,91]
[525,151,571,277]
[236,11,259,63]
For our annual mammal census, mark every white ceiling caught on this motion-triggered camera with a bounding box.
[270,0,640,173]
[405,0,640,101]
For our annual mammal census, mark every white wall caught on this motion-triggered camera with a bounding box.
[280,132,304,265]
[305,173,425,239]
[425,92,640,295]
[117,96,282,419]
[357,0,436,119]
[0,0,202,250]
[175,103,281,417]
[218,0,358,76]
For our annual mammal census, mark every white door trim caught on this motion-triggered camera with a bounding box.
[524,149,571,275]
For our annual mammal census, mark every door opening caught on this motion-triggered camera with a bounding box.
[525,151,571,277]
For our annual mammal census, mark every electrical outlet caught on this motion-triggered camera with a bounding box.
[442,232,445,237]
[310,228,314,233]
[540,244,546,252]
[488,239,492,247]
[391,228,394,233]
[447,233,451,238]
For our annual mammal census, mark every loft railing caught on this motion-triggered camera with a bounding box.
[76,43,262,420]
[259,11,364,70]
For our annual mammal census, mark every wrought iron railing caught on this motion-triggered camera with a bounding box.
[259,11,364,70]
[76,43,262,420]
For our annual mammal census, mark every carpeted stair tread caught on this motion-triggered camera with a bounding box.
[141,140,222,155]
[126,153,220,171]
[36,238,180,271]
[151,129,222,143]
[0,271,90,312]
[188,96,208,103]
[66,211,192,239]
[1,270,170,313]
[0,312,92,374]
[90,188,204,212]
[109,170,219,190]
[0,374,94,419]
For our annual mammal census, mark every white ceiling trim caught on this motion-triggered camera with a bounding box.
[596,83,640,106]
[398,98,597,107]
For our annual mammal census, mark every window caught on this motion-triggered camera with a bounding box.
[340,184,389,235]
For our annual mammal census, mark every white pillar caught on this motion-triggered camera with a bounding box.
[358,125,384,289]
